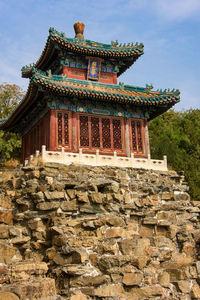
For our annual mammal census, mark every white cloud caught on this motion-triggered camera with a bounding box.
[122,0,200,22]
[154,0,200,21]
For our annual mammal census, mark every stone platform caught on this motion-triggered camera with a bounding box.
[26,145,168,171]
[0,163,200,299]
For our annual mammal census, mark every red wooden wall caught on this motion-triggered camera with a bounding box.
[22,109,147,162]
[62,66,117,84]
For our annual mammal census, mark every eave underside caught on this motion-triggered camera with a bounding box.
[0,77,179,134]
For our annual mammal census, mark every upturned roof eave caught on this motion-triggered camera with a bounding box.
[32,70,180,107]
[21,28,144,78]
[1,72,180,132]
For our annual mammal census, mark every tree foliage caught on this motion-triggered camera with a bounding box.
[0,83,24,160]
[149,109,200,200]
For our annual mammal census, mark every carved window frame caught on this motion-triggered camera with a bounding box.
[129,118,145,155]
[56,110,72,150]
[78,113,126,154]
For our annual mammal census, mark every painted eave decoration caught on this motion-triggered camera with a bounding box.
[0,68,180,131]
[31,69,180,105]
[21,27,144,78]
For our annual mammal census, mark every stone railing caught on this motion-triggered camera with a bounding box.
[25,146,168,171]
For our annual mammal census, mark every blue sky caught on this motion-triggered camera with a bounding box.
[0,0,199,110]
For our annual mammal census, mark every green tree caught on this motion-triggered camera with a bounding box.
[0,83,24,160]
[149,109,200,200]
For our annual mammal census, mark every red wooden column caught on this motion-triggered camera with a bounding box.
[49,110,57,151]
[125,118,130,157]
[144,119,150,157]
[72,111,78,152]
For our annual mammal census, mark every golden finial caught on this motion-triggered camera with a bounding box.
[74,22,85,39]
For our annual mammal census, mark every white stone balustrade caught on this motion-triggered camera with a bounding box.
[25,145,169,171]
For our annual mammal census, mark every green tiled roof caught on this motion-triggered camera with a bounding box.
[48,27,144,56]
[31,68,180,106]
[21,27,144,78]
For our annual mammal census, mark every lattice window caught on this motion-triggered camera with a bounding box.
[57,112,70,148]
[113,119,122,150]
[79,114,125,153]
[64,113,69,145]
[131,120,137,151]
[91,117,100,148]
[80,116,89,147]
[137,121,143,152]
[131,119,144,153]
[57,112,63,145]
[102,118,111,148]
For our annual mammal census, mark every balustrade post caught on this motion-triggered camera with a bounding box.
[41,145,46,159]
[96,150,100,165]
[131,153,134,167]
[113,151,117,165]
[79,149,83,164]
[163,155,167,169]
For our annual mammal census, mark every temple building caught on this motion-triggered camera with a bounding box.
[0,22,180,170]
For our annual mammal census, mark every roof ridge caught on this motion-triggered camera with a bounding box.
[49,27,144,51]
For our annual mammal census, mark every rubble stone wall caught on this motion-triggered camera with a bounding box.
[0,162,200,299]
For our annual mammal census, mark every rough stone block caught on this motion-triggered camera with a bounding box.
[12,177,21,189]
[191,281,200,299]
[63,264,100,276]
[0,224,9,238]
[106,215,125,227]
[161,192,173,200]
[174,191,190,201]
[158,271,170,287]
[10,262,48,281]
[0,209,13,225]
[70,275,110,287]
[161,253,193,269]
[12,236,30,245]
[95,284,124,297]
[53,253,73,265]
[177,280,191,293]
[36,201,60,210]
[133,238,150,256]
[61,199,78,211]
[105,227,127,239]
[0,292,19,300]
[5,278,56,299]
[182,242,196,257]
[79,204,105,214]
[139,225,154,237]
[67,189,76,200]
[0,241,17,263]
[70,294,87,300]
[118,239,133,255]
[28,218,45,231]
[44,191,65,200]
[89,192,103,204]
[113,193,124,202]
[0,195,12,209]
[0,263,9,284]
[76,191,89,203]
[141,285,164,297]
[123,273,143,286]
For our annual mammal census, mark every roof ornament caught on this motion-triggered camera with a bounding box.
[119,82,125,89]
[145,84,153,91]
[74,22,85,39]
[111,40,118,47]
